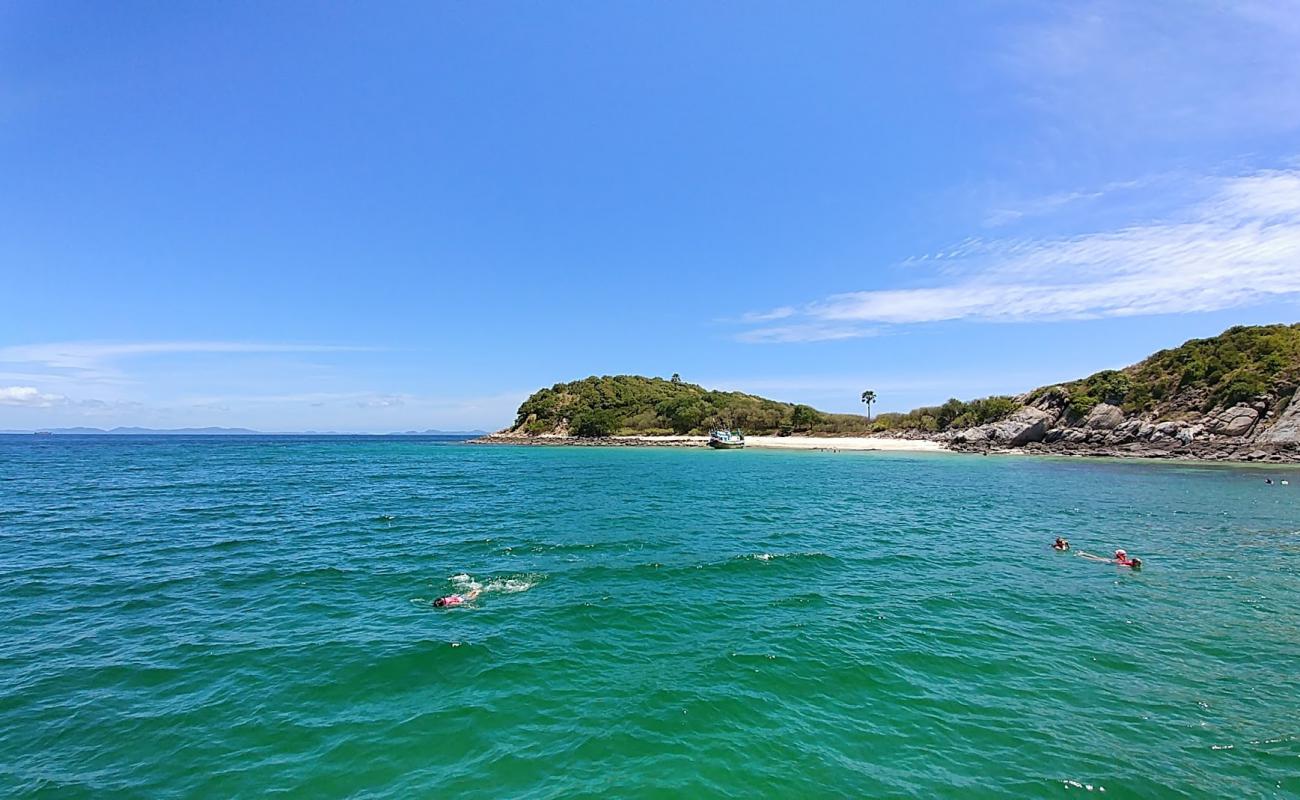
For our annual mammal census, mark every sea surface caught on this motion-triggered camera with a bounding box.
[2,435,1299,798]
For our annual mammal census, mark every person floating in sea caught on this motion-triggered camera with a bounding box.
[1077,549,1141,569]
[434,586,481,608]
[1053,537,1070,551]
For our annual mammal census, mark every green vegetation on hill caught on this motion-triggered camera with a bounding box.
[873,324,1300,431]
[512,325,1300,438]
[512,375,875,436]
[869,396,1020,433]
[1029,323,1300,418]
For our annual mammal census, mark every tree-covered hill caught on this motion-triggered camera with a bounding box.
[1039,323,1300,418]
[869,324,1300,433]
[509,375,874,437]
[504,324,1300,445]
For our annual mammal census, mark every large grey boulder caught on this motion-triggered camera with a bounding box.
[1257,395,1300,444]
[1207,405,1259,437]
[982,406,1055,445]
[1149,421,1198,445]
[1084,403,1125,430]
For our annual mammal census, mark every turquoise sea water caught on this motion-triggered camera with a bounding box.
[2,436,1299,798]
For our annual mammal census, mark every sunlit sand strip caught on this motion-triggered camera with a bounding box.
[624,435,947,452]
[743,435,946,452]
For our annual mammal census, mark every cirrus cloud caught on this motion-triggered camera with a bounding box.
[0,340,374,383]
[737,168,1300,340]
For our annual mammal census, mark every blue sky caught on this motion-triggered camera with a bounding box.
[3,1,1300,431]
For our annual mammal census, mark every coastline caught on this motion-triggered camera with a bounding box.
[469,432,1298,463]
[955,440,1300,464]
[469,433,947,453]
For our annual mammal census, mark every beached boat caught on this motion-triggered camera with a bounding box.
[708,429,745,449]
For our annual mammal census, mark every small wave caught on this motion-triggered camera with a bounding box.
[443,572,543,595]
[484,574,542,593]
[1061,780,1105,792]
[449,573,481,592]
[735,551,832,562]
[485,579,531,593]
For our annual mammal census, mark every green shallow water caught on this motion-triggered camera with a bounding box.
[2,436,1299,798]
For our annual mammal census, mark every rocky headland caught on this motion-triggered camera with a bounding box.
[479,324,1300,463]
[943,389,1299,463]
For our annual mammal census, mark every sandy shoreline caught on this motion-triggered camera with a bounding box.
[627,435,945,451]
[738,435,945,451]
[473,434,948,453]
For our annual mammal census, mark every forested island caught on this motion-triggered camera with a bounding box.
[485,324,1300,462]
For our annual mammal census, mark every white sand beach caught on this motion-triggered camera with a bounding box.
[625,435,947,452]
[746,435,946,451]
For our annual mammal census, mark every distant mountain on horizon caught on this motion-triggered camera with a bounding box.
[18,426,263,435]
[3,426,490,436]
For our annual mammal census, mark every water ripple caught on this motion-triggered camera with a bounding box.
[1,436,1298,797]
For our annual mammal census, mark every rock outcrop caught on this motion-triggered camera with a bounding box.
[951,405,1057,447]
[948,390,1298,462]
[1083,403,1124,430]
[1206,405,1260,437]
[1255,395,1300,445]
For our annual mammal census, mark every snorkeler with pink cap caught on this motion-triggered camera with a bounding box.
[434,586,480,608]
[1077,548,1142,569]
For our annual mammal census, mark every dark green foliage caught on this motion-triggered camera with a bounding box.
[872,396,1018,433]
[659,396,709,434]
[1054,369,1133,419]
[570,409,619,437]
[1215,373,1267,408]
[514,325,1300,437]
[1063,323,1300,415]
[790,404,822,431]
[949,396,1019,429]
[513,375,875,436]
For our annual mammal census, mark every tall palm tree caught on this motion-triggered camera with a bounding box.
[860,390,876,421]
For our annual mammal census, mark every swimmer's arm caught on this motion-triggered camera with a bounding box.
[1075,551,1111,562]
[466,587,481,600]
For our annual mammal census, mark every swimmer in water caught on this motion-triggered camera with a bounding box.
[1053,537,1070,551]
[434,586,481,608]
[1077,549,1141,569]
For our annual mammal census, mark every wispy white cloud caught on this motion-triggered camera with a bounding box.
[185,389,527,411]
[739,307,796,323]
[1001,1,1300,138]
[0,341,372,382]
[0,386,66,407]
[982,178,1150,228]
[0,340,520,430]
[1003,0,1300,139]
[737,168,1300,336]
[735,324,880,344]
